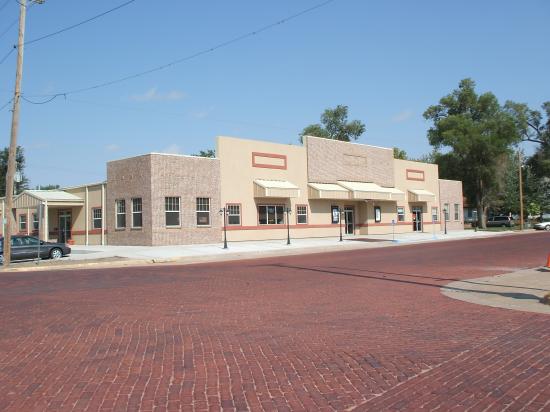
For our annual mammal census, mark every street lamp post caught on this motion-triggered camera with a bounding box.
[285,207,292,245]
[518,151,524,231]
[218,208,228,249]
[339,207,344,242]
[443,208,448,235]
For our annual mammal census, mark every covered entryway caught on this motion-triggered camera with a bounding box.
[344,206,355,234]
[412,206,423,232]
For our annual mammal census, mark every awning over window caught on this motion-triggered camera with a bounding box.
[408,189,436,202]
[308,183,350,200]
[337,181,405,201]
[253,179,300,198]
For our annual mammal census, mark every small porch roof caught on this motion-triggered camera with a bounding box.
[308,183,350,200]
[337,181,405,201]
[408,189,436,202]
[14,190,84,208]
[253,179,300,198]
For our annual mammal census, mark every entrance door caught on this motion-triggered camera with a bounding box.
[58,210,72,243]
[412,207,422,232]
[344,206,354,235]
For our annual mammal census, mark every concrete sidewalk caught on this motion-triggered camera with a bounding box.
[2,229,525,271]
[442,267,550,314]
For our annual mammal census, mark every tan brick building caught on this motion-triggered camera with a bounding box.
[0,135,463,245]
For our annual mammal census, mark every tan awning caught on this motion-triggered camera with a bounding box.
[13,190,85,208]
[308,183,350,200]
[408,189,436,202]
[337,181,405,201]
[253,179,300,198]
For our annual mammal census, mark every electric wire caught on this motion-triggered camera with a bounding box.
[24,0,137,46]
[0,97,13,111]
[0,45,14,64]
[26,0,337,98]
[20,94,61,104]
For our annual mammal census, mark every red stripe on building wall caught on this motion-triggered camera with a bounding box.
[251,152,287,170]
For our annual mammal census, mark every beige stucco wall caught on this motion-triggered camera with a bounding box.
[305,136,395,187]
[439,179,464,231]
[65,184,105,245]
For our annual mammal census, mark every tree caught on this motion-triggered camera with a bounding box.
[423,78,521,228]
[300,105,365,143]
[393,147,407,160]
[505,101,549,147]
[0,146,29,197]
[192,149,215,158]
[36,184,60,190]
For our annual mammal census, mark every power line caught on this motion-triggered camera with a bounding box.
[0,1,35,42]
[21,94,60,104]
[27,0,337,98]
[0,97,13,111]
[24,0,137,46]
[0,45,14,64]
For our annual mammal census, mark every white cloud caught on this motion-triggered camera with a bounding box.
[162,144,183,154]
[105,144,120,152]
[391,109,413,123]
[129,87,185,102]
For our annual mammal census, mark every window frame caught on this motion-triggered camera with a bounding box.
[397,206,405,222]
[196,197,211,227]
[431,207,439,222]
[32,213,39,231]
[454,203,460,221]
[331,205,340,224]
[226,203,241,226]
[19,214,27,232]
[296,204,308,225]
[258,204,285,225]
[115,199,126,229]
[165,196,181,228]
[131,198,143,229]
[443,203,450,222]
[92,208,102,230]
[374,206,382,223]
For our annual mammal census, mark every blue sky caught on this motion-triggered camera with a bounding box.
[0,0,549,187]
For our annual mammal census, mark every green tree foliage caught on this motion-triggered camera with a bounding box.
[393,147,407,160]
[300,105,365,143]
[0,146,29,197]
[192,149,215,158]
[423,79,521,227]
[36,184,60,190]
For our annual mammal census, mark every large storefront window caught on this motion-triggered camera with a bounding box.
[258,205,284,225]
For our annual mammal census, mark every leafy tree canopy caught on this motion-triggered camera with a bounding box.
[0,146,29,197]
[192,149,215,158]
[300,105,365,143]
[393,147,407,160]
[423,78,521,227]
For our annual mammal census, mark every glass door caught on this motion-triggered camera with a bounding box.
[344,206,354,234]
[412,207,422,232]
[58,210,72,243]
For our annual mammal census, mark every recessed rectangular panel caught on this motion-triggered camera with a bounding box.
[252,152,287,169]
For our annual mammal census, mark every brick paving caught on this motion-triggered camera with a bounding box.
[0,232,549,411]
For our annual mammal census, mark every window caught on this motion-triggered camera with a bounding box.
[296,205,308,224]
[131,198,143,228]
[19,214,27,231]
[115,199,126,229]
[196,198,210,226]
[165,197,180,227]
[444,203,450,221]
[432,207,438,222]
[331,205,340,224]
[258,205,284,225]
[454,204,460,221]
[227,204,241,226]
[32,213,39,231]
[397,207,405,222]
[374,206,382,223]
[92,208,102,229]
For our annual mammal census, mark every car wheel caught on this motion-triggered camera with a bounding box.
[545,225,550,231]
[501,224,506,228]
[50,248,63,260]
[0,255,3,265]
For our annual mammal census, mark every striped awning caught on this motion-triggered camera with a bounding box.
[308,183,350,200]
[408,189,436,202]
[337,181,405,201]
[253,179,300,198]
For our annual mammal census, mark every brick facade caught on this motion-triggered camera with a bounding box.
[439,179,464,231]
[305,136,395,187]
[107,154,221,246]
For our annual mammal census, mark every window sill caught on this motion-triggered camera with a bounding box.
[115,228,126,231]
[131,227,143,231]
[197,225,212,228]
[165,226,181,229]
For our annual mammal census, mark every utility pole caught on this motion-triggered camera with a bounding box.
[518,151,524,231]
[3,0,28,267]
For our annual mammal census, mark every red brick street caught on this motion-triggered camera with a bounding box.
[1,232,549,411]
